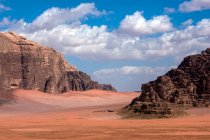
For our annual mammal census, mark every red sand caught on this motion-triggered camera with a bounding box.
[0,89,210,140]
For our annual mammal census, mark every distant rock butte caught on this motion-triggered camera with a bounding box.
[0,32,116,93]
[127,48,210,118]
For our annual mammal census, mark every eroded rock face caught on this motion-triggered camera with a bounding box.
[0,32,116,93]
[58,71,101,92]
[100,84,117,92]
[58,71,117,92]
[128,48,210,117]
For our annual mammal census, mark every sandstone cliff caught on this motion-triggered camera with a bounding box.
[127,48,210,118]
[59,71,116,92]
[0,32,116,94]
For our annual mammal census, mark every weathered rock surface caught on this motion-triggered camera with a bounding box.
[100,84,117,92]
[0,32,116,94]
[59,71,102,92]
[127,48,210,118]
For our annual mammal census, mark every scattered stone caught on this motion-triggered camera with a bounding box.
[107,109,114,112]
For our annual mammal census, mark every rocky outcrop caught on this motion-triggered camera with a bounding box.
[100,84,117,92]
[127,48,210,118]
[58,71,117,92]
[59,71,100,92]
[0,32,116,93]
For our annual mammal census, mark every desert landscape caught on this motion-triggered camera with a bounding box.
[0,90,210,140]
[0,30,209,140]
[0,1,210,139]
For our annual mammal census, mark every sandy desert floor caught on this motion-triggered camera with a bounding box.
[0,89,210,140]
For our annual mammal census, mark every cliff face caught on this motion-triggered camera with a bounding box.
[127,48,210,118]
[59,71,116,92]
[0,32,115,93]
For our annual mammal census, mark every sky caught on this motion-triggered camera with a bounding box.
[0,0,210,91]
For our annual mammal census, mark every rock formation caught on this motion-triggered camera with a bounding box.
[0,32,116,94]
[127,48,210,118]
[100,84,117,92]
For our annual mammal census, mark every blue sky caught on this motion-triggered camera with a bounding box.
[1,0,210,91]
[2,0,210,28]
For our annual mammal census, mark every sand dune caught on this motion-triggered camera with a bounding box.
[0,89,139,117]
[0,89,210,140]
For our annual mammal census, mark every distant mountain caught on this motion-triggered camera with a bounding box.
[0,32,116,94]
[126,48,210,118]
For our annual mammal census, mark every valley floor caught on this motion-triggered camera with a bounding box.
[0,89,210,140]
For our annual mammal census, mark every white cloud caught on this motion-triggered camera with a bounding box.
[8,18,210,61]
[4,4,210,62]
[0,4,11,11]
[21,24,110,56]
[182,19,193,26]
[119,11,174,36]
[94,66,169,76]
[179,0,210,12]
[164,7,176,14]
[9,3,106,33]
[93,66,172,91]
[0,17,13,27]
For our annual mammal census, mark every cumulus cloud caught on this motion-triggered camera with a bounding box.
[182,19,193,26]
[94,66,169,76]
[164,7,176,14]
[0,17,13,27]
[179,0,210,12]
[21,24,110,56]
[7,18,210,61]
[119,11,174,36]
[9,3,106,33]
[3,3,210,62]
[93,66,173,91]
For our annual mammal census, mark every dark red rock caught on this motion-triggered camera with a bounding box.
[59,71,101,92]
[0,32,116,94]
[127,48,210,117]
[100,84,117,92]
